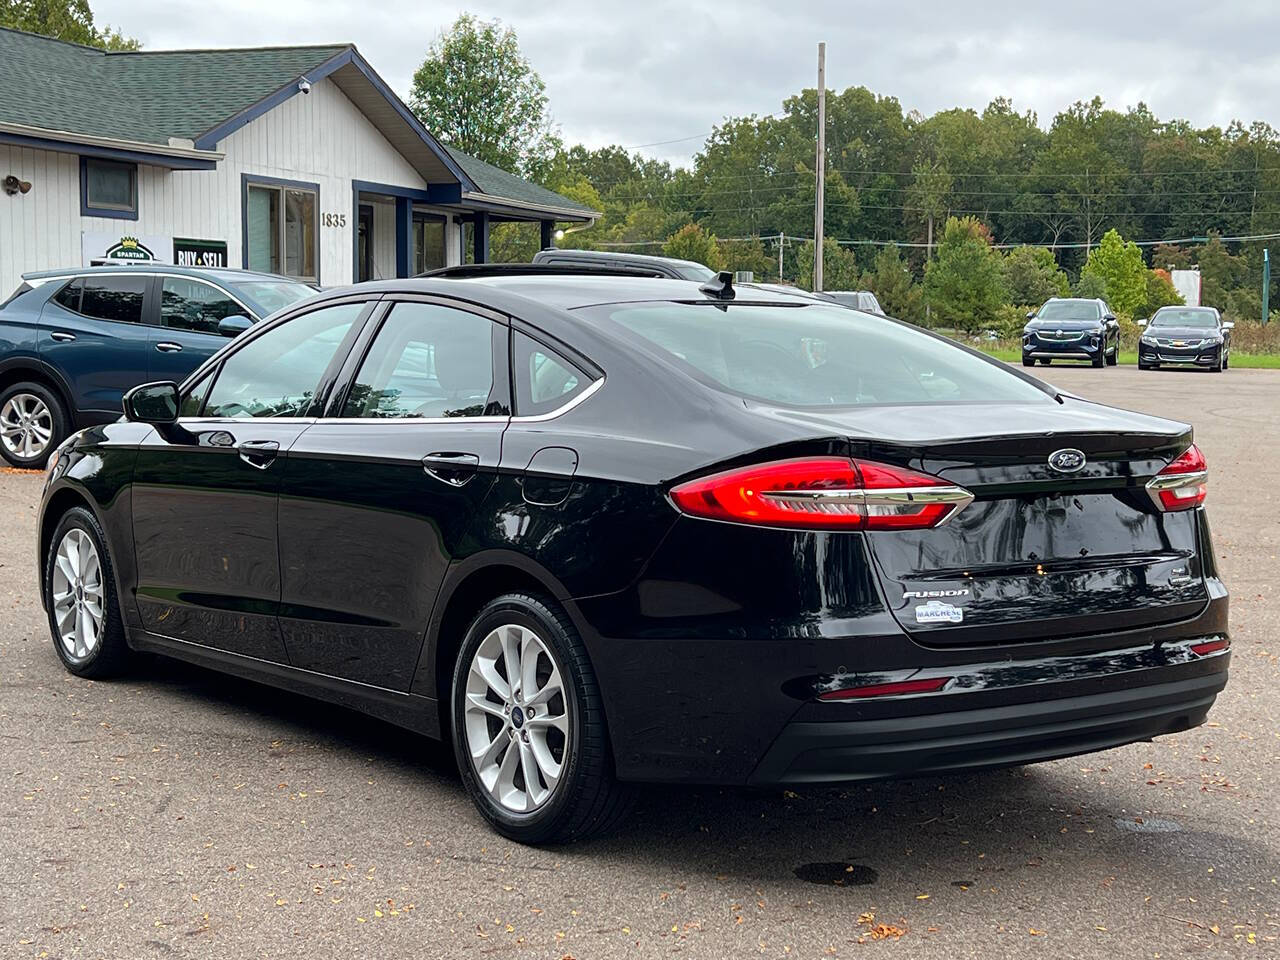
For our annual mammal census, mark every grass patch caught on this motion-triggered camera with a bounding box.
[975,346,1280,369]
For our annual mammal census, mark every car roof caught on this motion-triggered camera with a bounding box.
[322,274,819,311]
[21,264,299,285]
[533,248,709,273]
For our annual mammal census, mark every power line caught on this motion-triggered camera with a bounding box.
[590,229,1280,250]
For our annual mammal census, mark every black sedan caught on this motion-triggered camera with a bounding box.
[1138,305,1233,371]
[1022,297,1121,367]
[37,270,1229,844]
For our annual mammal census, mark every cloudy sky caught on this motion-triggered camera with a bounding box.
[97,0,1280,166]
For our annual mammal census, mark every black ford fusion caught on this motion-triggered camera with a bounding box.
[1138,305,1233,371]
[1022,297,1121,367]
[37,269,1228,844]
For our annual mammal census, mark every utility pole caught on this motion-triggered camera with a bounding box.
[778,232,784,282]
[814,41,826,292]
[1264,248,1270,326]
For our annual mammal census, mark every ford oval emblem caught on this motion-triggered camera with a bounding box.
[1048,448,1087,473]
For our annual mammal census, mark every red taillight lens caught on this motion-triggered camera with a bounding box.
[669,457,972,531]
[818,676,952,701]
[1146,444,1207,511]
[1190,638,1229,656]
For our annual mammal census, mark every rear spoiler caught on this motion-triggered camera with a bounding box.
[418,263,667,280]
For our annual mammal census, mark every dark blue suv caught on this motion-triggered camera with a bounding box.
[0,265,316,467]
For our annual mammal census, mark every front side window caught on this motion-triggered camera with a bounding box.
[180,370,214,417]
[82,158,137,217]
[202,302,363,418]
[246,181,317,282]
[585,302,1054,408]
[79,276,148,324]
[161,278,243,334]
[513,331,590,416]
[342,302,497,419]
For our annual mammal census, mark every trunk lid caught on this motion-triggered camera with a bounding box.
[758,397,1208,646]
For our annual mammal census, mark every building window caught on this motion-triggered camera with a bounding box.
[244,179,318,283]
[80,158,137,219]
[413,214,446,274]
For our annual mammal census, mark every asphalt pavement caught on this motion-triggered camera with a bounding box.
[1,364,1277,959]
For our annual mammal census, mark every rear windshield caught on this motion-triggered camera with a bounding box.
[1036,300,1100,321]
[1151,308,1217,328]
[583,302,1052,408]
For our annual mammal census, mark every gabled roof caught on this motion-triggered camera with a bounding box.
[0,27,595,219]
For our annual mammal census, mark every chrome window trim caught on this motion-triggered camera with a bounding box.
[512,376,604,422]
[313,415,512,425]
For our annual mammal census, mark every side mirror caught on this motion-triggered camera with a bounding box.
[1025,311,1036,320]
[1104,313,1117,322]
[1137,318,1148,327]
[218,315,252,338]
[123,381,179,424]
[1222,321,1235,330]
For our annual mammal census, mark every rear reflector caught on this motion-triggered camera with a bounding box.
[1190,638,1229,656]
[669,457,973,531]
[818,676,952,700]
[1146,443,1207,511]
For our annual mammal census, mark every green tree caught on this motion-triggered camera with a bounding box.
[1195,234,1248,308]
[1002,246,1069,306]
[1081,228,1147,315]
[861,244,923,322]
[409,14,560,181]
[721,236,775,281]
[1,0,138,48]
[923,217,1008,331]
[663,223,726,271]
[1073,270,1107,299]
[795,238,861,292]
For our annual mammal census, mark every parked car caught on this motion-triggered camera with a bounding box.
[532,247,715,280]
[0,265,317,467]
[1021,297,1120,367]
[824,290,885,314]
[1138,306,1233,372]
[39,268,1228,844]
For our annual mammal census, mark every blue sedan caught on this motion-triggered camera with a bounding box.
[0,265,316,467]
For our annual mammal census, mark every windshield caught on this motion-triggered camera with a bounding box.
[584,302,1053,408]
[1151,308,1217,329]
[1035,300,1101,321]
[229,278,318,316]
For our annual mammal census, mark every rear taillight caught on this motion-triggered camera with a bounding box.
[669,457,973,531]
[1190,638,1229,656]
[1146,444,1207,511]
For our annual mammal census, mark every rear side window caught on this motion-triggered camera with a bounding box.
[79,276,148,324]
[203,302,363,418]
[585,302,1053,408]
[513,331,591,416]
[52,279,83,312]
[342,302,498,419]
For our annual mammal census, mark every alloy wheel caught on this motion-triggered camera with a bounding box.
[463,623,570,813]
[50,529,105,662]
[0,393,52,460]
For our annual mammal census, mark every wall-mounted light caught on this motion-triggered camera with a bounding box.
[3,175,32,196]
[297,78,312,95]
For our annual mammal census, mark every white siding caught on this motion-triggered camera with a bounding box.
[0,75,462,297]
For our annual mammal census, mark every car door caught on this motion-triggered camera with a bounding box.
[276,297,509,689]
[38,274,152,419]
[130,298,372,660]
[149,275,253,383]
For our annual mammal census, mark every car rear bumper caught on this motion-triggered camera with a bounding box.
[748,659,1226,784]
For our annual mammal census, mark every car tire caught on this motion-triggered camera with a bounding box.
[1092,349,1104,368]
[1021,358,1035,367]
[450,592,635,844]
[44,506,130,679]
[1138,361,1152,371]
[1106,344,1119,366]
[0,381,67,469]
[1038,358,1051,366]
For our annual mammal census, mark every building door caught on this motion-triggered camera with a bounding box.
[357,204,374,282]
[413,214,447,274]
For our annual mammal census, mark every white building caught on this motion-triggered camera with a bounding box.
[0,28,597,297]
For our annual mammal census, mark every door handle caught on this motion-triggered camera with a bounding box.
[237,439,280,470]
[155,342,183,353]
[422,451,480,486]
[50,331,76,342]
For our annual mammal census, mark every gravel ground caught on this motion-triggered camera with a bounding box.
[1,364,1276,959]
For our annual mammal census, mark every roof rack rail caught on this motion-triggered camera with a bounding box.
[416,263,667,280]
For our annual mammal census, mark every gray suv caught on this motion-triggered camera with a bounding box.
[532,248,716,281]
